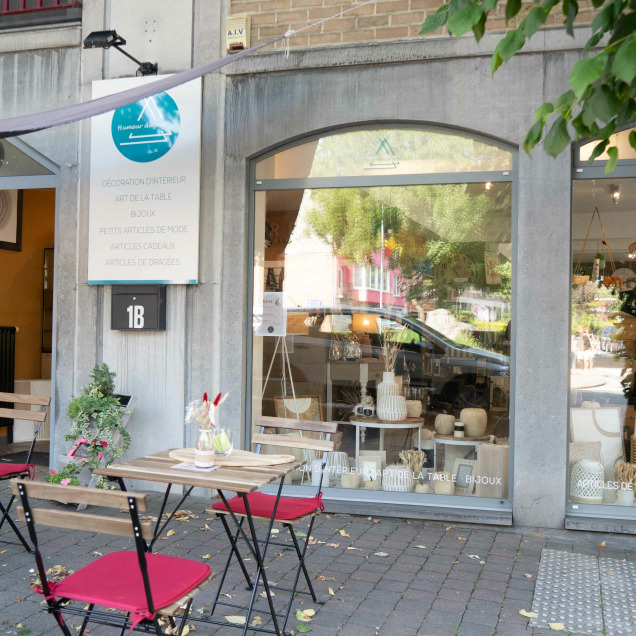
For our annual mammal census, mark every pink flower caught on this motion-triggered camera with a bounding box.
[61,478,70,485]
[49,470,57,475]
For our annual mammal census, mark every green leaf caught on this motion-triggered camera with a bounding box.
[571,112,594,137]
[583,32,604,53]
[296,626,311,633]
[523,120,544,154]
[472,13,487,41]
[505,0,522,21]
[564,0,579,36]
[482,0,498,11]
[581,100,598,128]
[605,145,618,173]
[611,38,636,84]
[569,53,608,97]
[493,28,525,73]
[420,7,449,34]
[591,4,613,32]
[589,85,621,121]
[588,139,609,161]
[609,12,636,46]
[448,5,483,36]
[617,98,636,126]
[630,130,636,153]
[535,102,555,121]
[524,7,547,38]
[556,90,576,112]
[591,0,604,7]
[543,116,571,157]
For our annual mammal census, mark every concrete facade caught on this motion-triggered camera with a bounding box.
[0,4,622,530]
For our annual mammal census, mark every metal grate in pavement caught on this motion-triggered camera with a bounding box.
[531,549,604,635]
[599,556,636,636]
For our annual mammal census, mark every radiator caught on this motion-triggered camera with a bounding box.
[0,326,16,443]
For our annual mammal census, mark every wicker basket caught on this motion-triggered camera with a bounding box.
[631,435,636,464]
[573,274,590,286]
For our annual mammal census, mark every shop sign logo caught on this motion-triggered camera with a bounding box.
[111,92,180,163]
[364,138,400,170]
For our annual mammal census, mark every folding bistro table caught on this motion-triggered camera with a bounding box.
[95,450,305,635]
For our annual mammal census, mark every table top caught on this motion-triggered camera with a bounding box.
[434,434,490,444]
[349,416,424,428]
[94,449,305,494]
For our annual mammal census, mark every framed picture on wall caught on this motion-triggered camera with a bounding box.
[0,190,22,252]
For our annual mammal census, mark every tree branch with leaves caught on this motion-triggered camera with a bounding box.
[421,0,636,171]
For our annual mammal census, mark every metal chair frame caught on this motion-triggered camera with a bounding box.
[207,417,335,636]
[0,393,49,552]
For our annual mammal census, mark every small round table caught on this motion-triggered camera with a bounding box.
[433,434,490,472]
[349,416,424,470]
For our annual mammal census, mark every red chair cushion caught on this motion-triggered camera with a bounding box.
[37,551,211,618]
[0,463,33,479]
[212,492,323,521]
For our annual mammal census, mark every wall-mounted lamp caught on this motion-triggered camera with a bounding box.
[485,181,493,191]
[611,184,621,205]
[83,30,158,76]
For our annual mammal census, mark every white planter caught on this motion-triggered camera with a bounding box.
[377,395,407,421]
[377,372,399,398]
[460,408,487,437]
[569,459,604,504]
[382,464,413,492]
[616,489,634,506]
[406,400,423,417]
[341,472,361,489]
[435,414,455,435]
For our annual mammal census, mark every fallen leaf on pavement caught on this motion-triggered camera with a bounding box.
[225,616,246,625]
[346,547,362,551]
[415,545,427,549]
[296,625,311,633]
[531,533,545,538]
[548,623,565,631]
[445,527,452,531]
[603,571,611,575]
[250,617,263,627]
[260,591,275,598]
[457,537,467,541]
[328,587,335,595]
[339,529,350,537]
[166,530,176,537]
[373,519,380,524]
[296,608,314,622]
[199,554,211,560]
[374,552,389,557]
[220,593,232,599]
[295,531,307,537]
[519,610,538,618]
[598,541,606,549]
[202,524,212,531]
[326,543,340,548]
[523,573,533,579]
[316,576,334,581]
[271,529,279,534]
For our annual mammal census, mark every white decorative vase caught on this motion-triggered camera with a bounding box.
[382,464,413,492]
[341,472,361,489]
[377,395,407,421]
[406,400,423,418]
[377,371,399,398]
[435,414,455,435]
[460,408,487,437]
[433,472,455,495]
[325,452,349,487]
[570,459,604,504]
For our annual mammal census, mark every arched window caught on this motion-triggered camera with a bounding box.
[249,127,515,510]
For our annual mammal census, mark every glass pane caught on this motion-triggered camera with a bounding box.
[569,177,636,507]
[252,182,512,499]
[0,140,53,176]
[579,128,636,163]
[255,129,513,180]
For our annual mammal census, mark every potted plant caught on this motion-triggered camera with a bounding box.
[51,364,134,489]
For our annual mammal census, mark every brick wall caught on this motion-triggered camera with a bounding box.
[229,0,597,50]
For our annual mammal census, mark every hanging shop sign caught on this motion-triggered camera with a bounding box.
[88,76,201,284]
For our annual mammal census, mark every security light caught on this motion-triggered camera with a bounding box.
[611,184,620,205]
[83,30,158,76]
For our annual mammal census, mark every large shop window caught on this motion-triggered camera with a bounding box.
[250,128,513,508]
[570,130,636,515]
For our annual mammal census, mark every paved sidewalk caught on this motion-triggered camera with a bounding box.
[1,476,635,636]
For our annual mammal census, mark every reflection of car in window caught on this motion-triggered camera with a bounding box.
[285,306,510,416]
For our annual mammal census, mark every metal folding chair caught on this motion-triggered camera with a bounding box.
[12,479,213,635]
[0,391,50,552]
[211,415,337,635]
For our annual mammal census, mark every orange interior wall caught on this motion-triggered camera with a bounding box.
[0,189,55,379]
